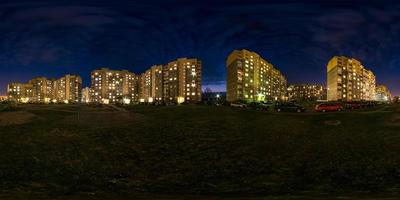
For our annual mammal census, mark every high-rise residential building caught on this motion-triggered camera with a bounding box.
[7,82,33,103]
[28,77,54,103]
[226,49,287,102]
[90,68,138,104]
[139,65,164,102]
[139,69,152,102]
[8,75,82,104]
[327,56,376,101]
[81,87,91,103]
[287,84,325,101]
[54,75,82,103]
[375,85,392,102]
[150,65,164,101]
[163,58,202,103]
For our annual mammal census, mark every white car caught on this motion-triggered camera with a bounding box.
[231,102,247,108]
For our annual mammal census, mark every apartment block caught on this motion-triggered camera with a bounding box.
[163,58,202,103]
[91,68,138,104]
[28,77,55,103]
[151,65,164,101]
[82,87,91,103]
[54,75,82,103]
[375,85,392,102]
[226,49,287,102]
[287,84,324,101]
[139,69,152,102]
[7,75,82,103]
[7,82,33,103]
[327,56,376,101]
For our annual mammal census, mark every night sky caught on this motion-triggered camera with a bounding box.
[0,0,399,95]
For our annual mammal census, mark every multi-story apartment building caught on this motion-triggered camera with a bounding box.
[327,56,376,101]
[163,58,202,103]
[54,75,82,103]
[91,68,138,104]
[226,49,287,102]
[139,65,164,102]
[287,84,325,101]
[28,77,54,103]
[150,65,164,101]
[7,82,33,103]
[81,87,91,103]
[375,85,392,102]
[139,69,152,102]
[8,75,82,103]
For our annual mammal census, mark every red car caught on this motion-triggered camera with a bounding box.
[315,103,343,112]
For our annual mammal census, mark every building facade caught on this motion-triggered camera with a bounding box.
[163,58,202,103]
[90,68,138,104]
[28,77,54,103]
[226,49,287,102]
[54,75,82,103]
[287,84,325,101]
[7,83,33,103]
[151,65,164,101]
[81,87,91,103]
[327,56,376,101]
[375,85,392,102]
[7,75,82,103]
[139,69,152,102]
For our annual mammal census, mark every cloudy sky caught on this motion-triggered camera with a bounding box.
[0,0,399,95]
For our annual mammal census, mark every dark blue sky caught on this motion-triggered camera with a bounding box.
[0,0,399,95]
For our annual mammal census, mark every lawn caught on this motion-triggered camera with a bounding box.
[0,103,399,199]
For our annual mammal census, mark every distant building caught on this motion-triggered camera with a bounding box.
[0,96,7,102]
[8,75,82,104]
[139,67,152,102]
[163,58,202,103]
[7,58,202,105]
[375,85,392,102]
[327,56,375,101]
[54,75,82,103]
[287,84,324,101]
[7,82,33,103]
[139,65,163,103]
[81,87,91,103]
[28,77,55,103]
[90,68,139,104]
[226,49,287,102]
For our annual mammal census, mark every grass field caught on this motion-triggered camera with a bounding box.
[0,103,400,199]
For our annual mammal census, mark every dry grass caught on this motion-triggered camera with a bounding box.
[61,111,144,128]
[0,111,36,126]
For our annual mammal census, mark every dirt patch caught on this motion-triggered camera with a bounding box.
[387,113,400,126]
[324,120,342,126]
[0,111,36,126]
[61,112,143,128]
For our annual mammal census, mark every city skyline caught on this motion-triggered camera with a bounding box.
[1,1,400,95]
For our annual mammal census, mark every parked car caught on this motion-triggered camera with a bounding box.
[248,102,271,111]
[361,101,377,108]
[274,102,305,112]
[345,102,362,110]
[165,102,177,106]
[261,102,276,110]
[315,103,343,112]
[231,102,247,108]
